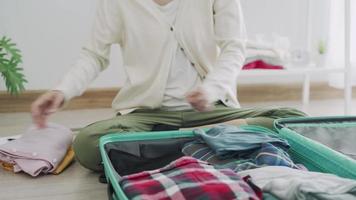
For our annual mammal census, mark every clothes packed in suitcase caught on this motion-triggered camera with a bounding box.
[99,117,356,200]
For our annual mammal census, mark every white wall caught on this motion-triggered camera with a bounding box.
[242,0,308,49]
[0,0,329,91]
[0,0,125,91]
[238,0,330,84]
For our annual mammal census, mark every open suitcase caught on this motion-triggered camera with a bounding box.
[100,117,356,200]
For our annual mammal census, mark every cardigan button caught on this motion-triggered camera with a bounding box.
[225,99,229,103]
[170,27,174,31]
[191,62,195,67]
[180,47,184,52]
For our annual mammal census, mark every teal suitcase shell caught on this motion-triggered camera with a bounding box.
[100,122,356,200]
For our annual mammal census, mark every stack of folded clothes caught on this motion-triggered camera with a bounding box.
[0,123,74,177]
[243,37,291,70]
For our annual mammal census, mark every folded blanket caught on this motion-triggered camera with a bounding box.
[245,37,291,65]
[0,123,73,177]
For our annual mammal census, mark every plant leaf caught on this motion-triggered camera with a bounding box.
[0,37,26,95]
[0,36,22,63]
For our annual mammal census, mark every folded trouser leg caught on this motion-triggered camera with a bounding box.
[183,104,307,130]
[72,110,182,171]
[244,108,307,129]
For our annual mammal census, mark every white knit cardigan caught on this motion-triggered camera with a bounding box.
[55,0,246,114]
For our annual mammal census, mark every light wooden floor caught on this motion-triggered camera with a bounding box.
[1,99,355,200]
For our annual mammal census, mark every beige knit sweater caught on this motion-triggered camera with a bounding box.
[54,0,246,114]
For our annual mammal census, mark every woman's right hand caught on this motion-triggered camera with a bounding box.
[31,90,65,128]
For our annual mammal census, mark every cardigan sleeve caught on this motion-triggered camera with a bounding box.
[201,0,246,103]
[53,0,123,101]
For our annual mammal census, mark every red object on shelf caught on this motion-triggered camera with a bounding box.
[243,60,284,70]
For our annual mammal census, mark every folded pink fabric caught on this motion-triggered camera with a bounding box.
[0,123,73,177]
[243,60,284,70]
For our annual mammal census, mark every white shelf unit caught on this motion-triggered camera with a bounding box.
[239,66,345,112]
[344,0,352,115]
[238,0,352,114]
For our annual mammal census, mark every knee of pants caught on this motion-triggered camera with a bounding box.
[276,107,307,118]
[73,129,103,172]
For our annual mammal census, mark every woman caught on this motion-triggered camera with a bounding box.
[31,0,305,171]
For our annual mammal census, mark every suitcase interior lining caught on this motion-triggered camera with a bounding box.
[105,137,195,176]
[283,120,356,160]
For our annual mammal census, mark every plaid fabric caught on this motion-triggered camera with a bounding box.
[182,140,303,172]
[119,156,261,200]
[217,143,303,171]
[193,125,291,159]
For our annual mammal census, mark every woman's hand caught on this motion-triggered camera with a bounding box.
[31,90,65,128]
[186,87,213,112]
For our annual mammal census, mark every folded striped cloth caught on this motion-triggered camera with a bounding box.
[120,156,262,200]
[182,125,305,172]
[217,143,304,172]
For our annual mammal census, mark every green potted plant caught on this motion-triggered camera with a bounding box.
[316,40,327,68]
[0,36,27,94]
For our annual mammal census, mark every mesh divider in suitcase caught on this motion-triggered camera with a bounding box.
[275,116,356,180]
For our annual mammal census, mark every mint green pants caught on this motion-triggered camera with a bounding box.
[73,104,306,171]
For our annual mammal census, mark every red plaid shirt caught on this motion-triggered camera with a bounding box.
[120,156,261,200]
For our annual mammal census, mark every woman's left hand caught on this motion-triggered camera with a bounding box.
[186,87,213,112]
